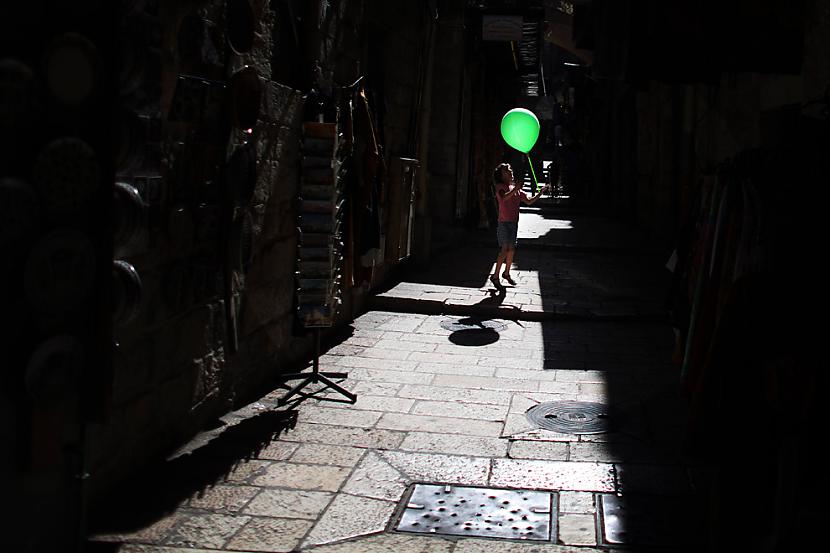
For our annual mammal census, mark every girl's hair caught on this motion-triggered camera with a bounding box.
[493,163,511,184]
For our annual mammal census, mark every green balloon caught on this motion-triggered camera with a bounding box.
[500,108,540,153]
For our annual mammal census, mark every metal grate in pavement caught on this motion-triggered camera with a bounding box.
[395,484,555,541]
[526,401,615,434]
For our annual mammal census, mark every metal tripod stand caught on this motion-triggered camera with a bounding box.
[276,328,356,406]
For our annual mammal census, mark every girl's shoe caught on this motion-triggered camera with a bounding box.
[489,274,502,288]
[502,273,516,286]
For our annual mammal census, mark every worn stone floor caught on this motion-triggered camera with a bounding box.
[89,198,708,552]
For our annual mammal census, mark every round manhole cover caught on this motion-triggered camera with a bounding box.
[440,317,508,333]
[526,401,615,434]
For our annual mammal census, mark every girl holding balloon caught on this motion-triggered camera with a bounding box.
[490,163,548,287]
[490,108,548,287]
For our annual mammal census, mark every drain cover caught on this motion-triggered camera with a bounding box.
[526,401,614,434]
[598,493,706,547]
[396,484,554,541]
[440,317,508,333]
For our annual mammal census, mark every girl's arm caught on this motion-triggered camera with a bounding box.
[502,181,522,199]
[523,185,550,205]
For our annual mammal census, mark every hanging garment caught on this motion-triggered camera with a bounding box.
[680,177,722,381]
[351,84,384,283]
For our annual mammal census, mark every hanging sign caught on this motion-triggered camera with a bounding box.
[482,15,523,41]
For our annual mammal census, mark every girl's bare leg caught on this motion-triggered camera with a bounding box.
[504,247,516,276]
[493,247,508,278]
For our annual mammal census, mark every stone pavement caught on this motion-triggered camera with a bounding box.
[88,205,705,552]
[372,200,670,323]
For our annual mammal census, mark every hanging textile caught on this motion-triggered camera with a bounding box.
[335,79,386,288]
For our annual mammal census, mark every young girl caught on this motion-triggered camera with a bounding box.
[491,162,548,287]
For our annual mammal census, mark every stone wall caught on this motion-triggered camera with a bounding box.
[425,1,470,253]
[89,0,439,499]
[87,0,271,495]
[89,0,370,498]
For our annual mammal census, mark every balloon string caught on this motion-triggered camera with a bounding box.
[526,153,539,190]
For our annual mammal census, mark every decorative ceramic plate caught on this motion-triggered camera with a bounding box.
[43,32,99,104]
[25,334,84,402]
[24,229,96,316]
[33,137,100,215]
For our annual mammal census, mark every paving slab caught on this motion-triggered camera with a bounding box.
[490,459,615,492]
[187,485,260,512]
[277,423,406,449]
[226,517,313,552]
[376,413,503,437]
[251,462,351,491]
[302,494,397,547]
[508,440,569,461]
[303,533,455,552]
[341,451,409,501]
[452,538,606,552]
[398,384,512,405]
[163,512,250,549]
[399,432,509,457]
[381,451,491,485]
[558,491,597,514]
[242,489,333,519]
[558,513,599,546]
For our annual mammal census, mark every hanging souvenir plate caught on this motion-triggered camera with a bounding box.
[24,229,96,317]
[163,260,191,314]
[192,203,221,243]
[226,0,255,54]
[33,137,100,215]
[228,208,254,273]
[118,31,154,98]
[228,65,261,130]
[43,32,100,105]
[168,74,208,122]
[25,334,84,402]
[0,58,35,135]
[112,259,143,325]
[177,13,208,67]
[113,181,145,246]
[167,205,195,251]
[226,140,256,206]
[115,108,146,174]
[0,177,37,247]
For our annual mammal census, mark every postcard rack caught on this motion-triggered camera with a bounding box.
[276,121,355,406]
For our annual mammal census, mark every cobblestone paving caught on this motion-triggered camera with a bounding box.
[90,310,692,552]
[89,210,697,552]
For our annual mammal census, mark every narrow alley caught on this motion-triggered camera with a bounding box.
[86,186,691,553]
[3,1,828,553]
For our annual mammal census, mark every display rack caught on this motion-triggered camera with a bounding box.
[276,120,355,406]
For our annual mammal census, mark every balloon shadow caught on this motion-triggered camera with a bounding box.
[448,328,501,346]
